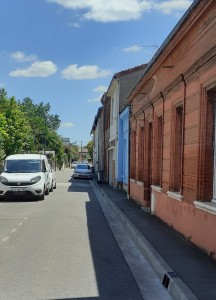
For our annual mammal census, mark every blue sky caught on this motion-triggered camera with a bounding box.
[0,0,193,147]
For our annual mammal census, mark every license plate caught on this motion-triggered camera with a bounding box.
[11,187,26,192]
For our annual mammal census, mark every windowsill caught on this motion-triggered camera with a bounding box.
[130,179,136,183]
[151,185,162,192]
[194,201,216,215]
[167,191,183,201]
[137,181,144,186]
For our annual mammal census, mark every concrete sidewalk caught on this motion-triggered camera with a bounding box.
[93,180,216,300]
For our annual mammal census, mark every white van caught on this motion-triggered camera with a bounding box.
[0,154,50,200]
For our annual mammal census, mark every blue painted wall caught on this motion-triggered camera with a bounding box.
[118,107,129,186]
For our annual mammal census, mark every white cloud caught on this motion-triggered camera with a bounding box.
[0,51,7,57]
[10,51,37,62]
[60,122,75,128]
[93,85,107,93]
[153,0,193,14]
[87,85,107,103]
[47,0,192,22]
[0,83,5,88]
[68,22,80,28]
[123,45,143,53]
[62,64,111,80]
[87,95,102,103]
[9,61,57,78]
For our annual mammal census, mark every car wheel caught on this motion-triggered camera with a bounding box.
[49,182,53,192]
[45,186,49,195]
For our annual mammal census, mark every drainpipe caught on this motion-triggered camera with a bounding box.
[160,92,165,188]
[181,74,186,194]
[141,108,145,181]
[127,104,133,199]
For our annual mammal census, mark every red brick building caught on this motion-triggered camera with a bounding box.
[128,0,216,257]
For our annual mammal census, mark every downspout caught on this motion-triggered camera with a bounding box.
[141,108,145,183]
[181,74,186,194]
[127,104,132,199]
[160,92,165,188]
[104,119,106,181]
[117,78,121,189]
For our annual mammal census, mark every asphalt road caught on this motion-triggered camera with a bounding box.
[0,169,144,300]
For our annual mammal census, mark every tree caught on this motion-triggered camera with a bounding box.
[48,132,65,168]
[70,144,79,161]
[19,98,61,152]
[0,89,65,169]
[0,113,7,160]
[86,140,93,159]
[0,95,34,156]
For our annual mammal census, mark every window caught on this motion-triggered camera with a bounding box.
[169,105,184,196]
[172,105,183,192]
[138,125,144,181]
[195,89,215,209]
[5,159,41,173]
[154,116,163,186]
[213,102,216,201]
[147,122,153,186]
[130,129,136,179]
[110,97,115,123]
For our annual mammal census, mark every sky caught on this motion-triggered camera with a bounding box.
[0,0,193,147]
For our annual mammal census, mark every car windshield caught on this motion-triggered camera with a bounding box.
[4,159,41,173]
[76,164,89,170]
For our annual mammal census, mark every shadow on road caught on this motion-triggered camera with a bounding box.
[0,195,41,203]
[54,176,143,300]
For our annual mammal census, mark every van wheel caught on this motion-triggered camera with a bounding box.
[38,191,45,200]
[0,195,5,201]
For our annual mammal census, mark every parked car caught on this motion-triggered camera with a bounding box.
[48,164,56,192]
[0,154,50,200]
[73,164,93,179]
[71,161,78,168]
[79,160,88,164]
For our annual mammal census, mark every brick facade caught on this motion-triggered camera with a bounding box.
[128,0,216,257]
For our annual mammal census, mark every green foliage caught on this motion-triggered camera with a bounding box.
[19,98,61,151]
[70,144,79,161]
[0,92,34,157]
[86,140,93,159]
[0,89,65,167]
